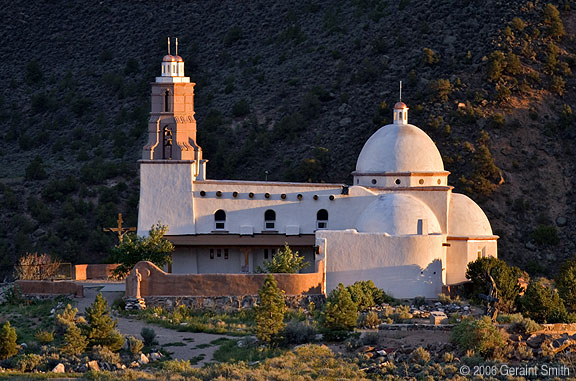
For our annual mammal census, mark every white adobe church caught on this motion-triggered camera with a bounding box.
[137,42,498,298]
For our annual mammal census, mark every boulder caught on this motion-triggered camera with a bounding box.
[87,360,99,372]
[150,352,163,361]
[138,353,149,365]
[52,363,65,373]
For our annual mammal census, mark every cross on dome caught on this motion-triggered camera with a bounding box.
[157,37,189,83]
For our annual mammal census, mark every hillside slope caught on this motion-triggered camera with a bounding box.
[0,0,575,277]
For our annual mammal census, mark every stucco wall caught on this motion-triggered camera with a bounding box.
[126,261,325,297]
[445,238,497,284]
[16,280,83,297]
[73,264,119,280]
[138,162,196,235]
[316,230,445,298]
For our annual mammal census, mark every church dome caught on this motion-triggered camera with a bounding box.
[163,55,176,62]
[174,55,184,62]
[356,193,442,235]
[448,193,493,236]
[355,123,444,174]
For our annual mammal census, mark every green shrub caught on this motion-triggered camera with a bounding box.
[284,320,317,344]
[257,244,309,273]
[428,79,453,102]
[127,336,144,355]
[390,305,412,323]
[550,76,565,95]
[34,330,54,344]
[510,317,541,334]
[358,311,381,329]
[160,359,193,372]
[511,17,526,31]
[410,346,431,364]
[465,257,526,312]
[61,323,88,355]
[346,280,393,311]
[110,223,174,278]
[422,48,439,65]
[321,283,357,335]
[556,256,576,311]
[255,275,287,344]
[519,279,571,323]
[140,327,156,347]
[26,60,43,84]
[90,345,121,364]
[232,99,250,117]
[487,51,506,81]
[452,317,505,357]
[13,353,43,372]
[0,322,18,360]
[25,157,48,180]
[83,293,125,351]
[56,304,78,334]
[530,225,559,246]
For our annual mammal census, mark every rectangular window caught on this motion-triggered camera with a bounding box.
[216,222,225,229]
[264,249,268,259]
[217,249,222,257]
[317,221,327,229]
[265,222,275,229]
[210,249,214,259]
[224,249,229,260]
[271,248,277,257]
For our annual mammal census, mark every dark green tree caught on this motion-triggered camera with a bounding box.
[255,275,287,344]
[61,323,88,355]
[83,293,125,351]
[466,257,526,312]
[346,280,393,311]
[557,256,576,311]
[110,223,174,278]
[520,279,571,323]
[25,156,48,180]
[452,317,504,358]
[257,243,310,273]
[487,51,505,82]
[0,321,18,360]
[321,283,357,334]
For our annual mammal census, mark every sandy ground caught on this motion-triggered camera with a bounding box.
[76,286,235,367]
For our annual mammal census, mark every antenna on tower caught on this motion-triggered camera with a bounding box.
[399,81,402,102]
[175,37,178,56]
[167,37,171,55]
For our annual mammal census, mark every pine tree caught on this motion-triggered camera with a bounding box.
[255,275,287,344]
[322,283,358,332]
[557,257,576,311]
[61,323,88,355]
[84,293,125,351]
[0,321,18,360]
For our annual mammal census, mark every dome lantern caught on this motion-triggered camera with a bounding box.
[393,101,408,125]
[157,37,189,84]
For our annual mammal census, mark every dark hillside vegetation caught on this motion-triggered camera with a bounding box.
[0,0,575,275]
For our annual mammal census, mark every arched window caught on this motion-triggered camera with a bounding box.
[164,90,170,112]
[162,126,172,160]
[215,209,226,230]
[264,209,276,230]
[317,209,328,229]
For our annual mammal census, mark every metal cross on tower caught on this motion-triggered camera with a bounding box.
[103,213,136,243]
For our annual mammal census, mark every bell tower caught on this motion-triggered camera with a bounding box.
[142,37,203,163]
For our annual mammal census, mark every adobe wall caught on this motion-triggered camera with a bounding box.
[125,260,325,298]
[73,264,120,280]
[15,280,83,297]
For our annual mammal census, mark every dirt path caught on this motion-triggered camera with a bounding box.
[76,286,236,367]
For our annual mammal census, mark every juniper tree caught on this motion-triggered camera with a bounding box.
[322,283,357,332]
[258,243,310,273]
[61,323,88,355]
[0,321,18,360]
[255,275,287,344]
[84,293,125,351]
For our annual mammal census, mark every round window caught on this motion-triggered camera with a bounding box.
[419,179,424,185]
[437,179,442,185]
[395,179,401,185]
[371,179,377,185]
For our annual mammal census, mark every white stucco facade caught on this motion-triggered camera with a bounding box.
[137,53,498,298]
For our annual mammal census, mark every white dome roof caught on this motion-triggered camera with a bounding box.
[356,193,442,235]
[356,123,444,173]
[448,193,493,236]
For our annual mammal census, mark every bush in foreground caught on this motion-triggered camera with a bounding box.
[321,283,357,339]
[83,293,124,351]
[519,279,573,323]
[255,275,287,344]
[0,322,18,360]
[452,317,505,358]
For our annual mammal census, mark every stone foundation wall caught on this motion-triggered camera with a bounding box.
[141,294,325,311]
[16,280,83,297]
[73,264,120,280]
